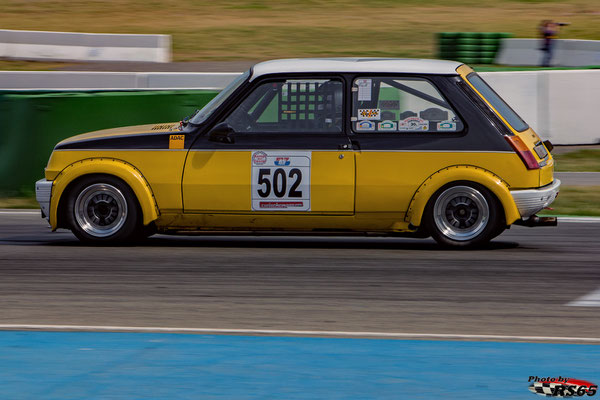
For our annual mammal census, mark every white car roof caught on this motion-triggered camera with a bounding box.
[251,58,463,80]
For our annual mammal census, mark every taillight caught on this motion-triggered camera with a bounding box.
[504,136,540,170]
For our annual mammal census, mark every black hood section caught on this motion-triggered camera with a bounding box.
[55,132,187,150]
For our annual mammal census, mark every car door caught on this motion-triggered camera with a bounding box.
[182,76,355,217]
[349,75,468,216]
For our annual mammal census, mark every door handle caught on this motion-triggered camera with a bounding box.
[338,143,350,150]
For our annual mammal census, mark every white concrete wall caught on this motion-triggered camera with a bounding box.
[544,70,600,145]
[0,29,171,63]
[481,70,600,145]
[1,69,599,144]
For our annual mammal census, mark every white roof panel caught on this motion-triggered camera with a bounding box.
[251,58,463,80]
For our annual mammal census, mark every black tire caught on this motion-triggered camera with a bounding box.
[424,181,502,248]
[135,222,157,241]
[66,175,141,244]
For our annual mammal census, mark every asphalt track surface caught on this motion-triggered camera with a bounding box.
[556,172,600,186]
[1,211,599,340]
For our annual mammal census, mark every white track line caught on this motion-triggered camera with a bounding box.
[567,287,600,307]
[0,210,40,215]
[558,217,600,223]
[0,324,599,342]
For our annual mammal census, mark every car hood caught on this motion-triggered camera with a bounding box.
[57,122,180,147]
[52,122,187,151]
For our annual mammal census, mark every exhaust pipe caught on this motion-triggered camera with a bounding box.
[514,215,558,227]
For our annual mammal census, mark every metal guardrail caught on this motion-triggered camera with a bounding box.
[0,71,241,90]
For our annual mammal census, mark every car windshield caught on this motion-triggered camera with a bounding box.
[190,70,250,125]
[466,72,529,132]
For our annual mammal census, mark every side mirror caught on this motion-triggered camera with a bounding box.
[208,122,235,144]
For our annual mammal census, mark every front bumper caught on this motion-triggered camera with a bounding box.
[510,179,561,218]
[35,179,53,222]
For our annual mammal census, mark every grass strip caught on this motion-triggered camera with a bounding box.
[539,186,600,217]
[554,150,600,172]
[0,196,39,209]
[0,0,599,63]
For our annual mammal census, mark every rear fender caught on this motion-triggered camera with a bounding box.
[49,158,159,230]
[405,165,520,228]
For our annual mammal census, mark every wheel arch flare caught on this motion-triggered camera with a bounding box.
[49,158,159,230]
[405,165,521,229]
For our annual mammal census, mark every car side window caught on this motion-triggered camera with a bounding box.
[352,77,464,133]
[226,79,343,133]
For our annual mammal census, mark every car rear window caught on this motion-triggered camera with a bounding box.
[466,72,529,132]
[351,76,464,134]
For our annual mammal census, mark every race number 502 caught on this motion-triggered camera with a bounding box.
[256,168,303,198]
[251,151,311,211]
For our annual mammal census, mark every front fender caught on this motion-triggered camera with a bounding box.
[49,158,159,230]
[405,165,521,228]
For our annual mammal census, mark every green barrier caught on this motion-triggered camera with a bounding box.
[436,32,513,65]
[0,90,218,194]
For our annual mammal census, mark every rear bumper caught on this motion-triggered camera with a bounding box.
[35,179,53,222]
[510,179,561,218]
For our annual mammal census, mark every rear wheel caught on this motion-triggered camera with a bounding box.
[66,175,141,244]
[425,182,502,247]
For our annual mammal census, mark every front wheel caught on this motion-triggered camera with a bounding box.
[424,182,502,247]
[66,175,141,244]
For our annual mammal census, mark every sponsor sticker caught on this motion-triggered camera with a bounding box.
[398,117,429,131]
[378,120,397,131]
[252,151,268,166]
[153,123,174,131]
[437,120,457,131]
[251,151,311,211]
[355,79,372,101]
[274,157,291,166]
[357,108,381,120]
[259,201,304,209]
[168,134,185,149]
[355,120,375,131]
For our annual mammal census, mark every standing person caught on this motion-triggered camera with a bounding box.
[538,20,569,67]
[539,20,557,67]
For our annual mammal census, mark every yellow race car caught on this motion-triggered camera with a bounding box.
[35,58,560,247]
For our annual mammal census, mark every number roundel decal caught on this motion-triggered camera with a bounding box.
[251,151,311,211]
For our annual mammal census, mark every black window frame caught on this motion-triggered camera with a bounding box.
[465,72,529,133]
